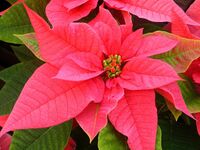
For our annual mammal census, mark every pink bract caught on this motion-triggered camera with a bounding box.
[0,4,192,150]
[45,0,199,27]
[46,0,98,26]
[104,0,199,25]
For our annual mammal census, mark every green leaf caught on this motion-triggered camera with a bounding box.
[98,123,128,150]
[6,0,16,4]
[0,0,49,44]
[166,101,182,121]
[156,126,162,150]
[10,121,72,150]
[159,119,200,150]
[178,76,200,113]
[0,4,33,44]
[0,60,42,115]
[15,33,42,60]
[151,31,200,73]
[12,45,37,62]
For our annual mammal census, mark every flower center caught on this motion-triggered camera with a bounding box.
[103,54,122,78]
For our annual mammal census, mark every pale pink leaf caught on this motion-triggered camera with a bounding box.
[104,0,199,25]
[46,0,98,26]
[109,90,157,150]
[0,63,104,136]
[76,86,124,141]
[118,57,180,90]
[136,35,178,57]
[24,5,103,66]
[156,82,193,118]
[0,134,11,150]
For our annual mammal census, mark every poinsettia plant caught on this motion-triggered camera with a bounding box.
[0,0,200,149]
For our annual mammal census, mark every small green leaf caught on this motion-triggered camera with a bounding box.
[98,123,128,150]
[0,60,42,115]
[156,126,162,150]
[178,76,200,113]
[166,101,182,121]
[15,33,42,60]
[10,121,72,150]
[12,45,37,62]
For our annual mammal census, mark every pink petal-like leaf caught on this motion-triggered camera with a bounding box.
[156,82,193,118]
[0,134,11,150]
[120,23,133,43]
[136,35,178,57]
[24,5,103,66]
[118,57,180,90]
[109,90,157,150]
[92,22,120,55]
[76,86,124,141]
[186,0,200,37]
[90,6,121,55]
[104,0,199,25]
[64,0,88,10]
[0,115,9,127]
[46,0,98,26]
[120,29,143,60]
[171,11,197,39]
[55,59,103,81]
[0,63,104,136]
[65,52,103,71]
